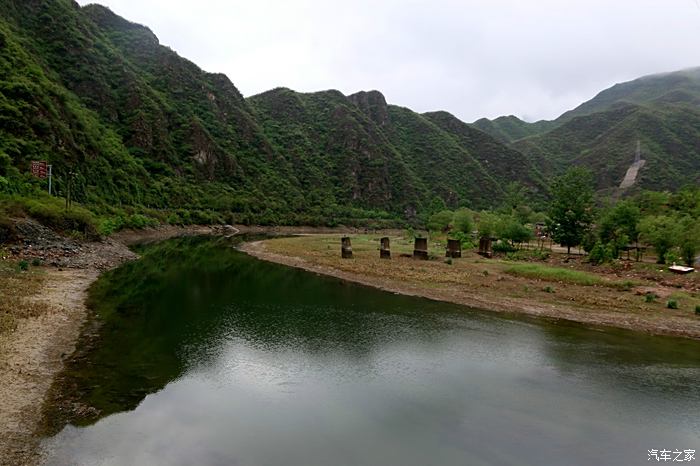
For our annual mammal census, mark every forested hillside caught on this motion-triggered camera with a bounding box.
[1,0,531,229]
[473,67,700,193]
[1,0,698,233]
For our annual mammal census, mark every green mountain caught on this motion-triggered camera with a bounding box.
[514,68,700,192]
[0,0,538,227]
[475,67,700,193]
[471,115,555,144]
[472,67,700,147]
[2,0,697,230]
[558,67,700,121]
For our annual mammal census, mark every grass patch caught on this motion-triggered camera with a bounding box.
[504,263,607,286]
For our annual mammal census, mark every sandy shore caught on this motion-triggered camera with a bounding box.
[0,224,226,465]
[240,239,700,340]
[0,269,98,465]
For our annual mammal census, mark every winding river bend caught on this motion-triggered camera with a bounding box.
[41,236,700,465]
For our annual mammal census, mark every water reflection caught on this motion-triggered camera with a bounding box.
[42,236,700,465]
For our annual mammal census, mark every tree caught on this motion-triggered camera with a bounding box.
[499,216,532,248]
[426,210,453,232]
[639,215,680,264]
[452,208,474,234]
[546,167,594,254]
[598,200,640,257]
[678,216,700,266]
[477,211,501,239]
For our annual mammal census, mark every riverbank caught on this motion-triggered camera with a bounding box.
[0,223,231,465]
[241,235,700,340]
[0,224,399,465]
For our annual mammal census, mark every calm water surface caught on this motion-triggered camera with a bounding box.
[41,236,700,466]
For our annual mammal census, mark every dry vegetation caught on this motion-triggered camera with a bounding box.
[245,234,700,339]
[0,259,51,336]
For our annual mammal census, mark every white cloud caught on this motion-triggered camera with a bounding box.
[76,0,700,121]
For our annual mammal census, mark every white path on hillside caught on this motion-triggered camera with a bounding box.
[619,159,645,190]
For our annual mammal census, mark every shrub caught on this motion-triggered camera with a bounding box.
[588,242,613,265]
[644,293,657,303]
[492,241,516,254]
[695,305,700,315]
[667,299,679,309]
[17,260,28,271]
[543,286,555,293]
[31,258,42,267]
[444,258,453,265]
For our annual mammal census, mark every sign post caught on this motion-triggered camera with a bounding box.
[30,161,53,195]
[31,161,47,179]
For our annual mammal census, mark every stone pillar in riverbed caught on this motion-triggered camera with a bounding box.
[380,237,391,259]
[341,237,353,259]
[413,237,428,260]
[446,239,461,258]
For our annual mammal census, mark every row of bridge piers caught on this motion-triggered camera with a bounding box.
[340,237,463,260]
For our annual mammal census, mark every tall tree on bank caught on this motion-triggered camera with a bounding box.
[547,167,594,254]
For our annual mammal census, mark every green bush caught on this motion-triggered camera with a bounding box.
[492,241,516,254]
[18,260,29,271]
[695,305,700,315]
[667,299,679,309]
[588,242,613,265]
[31,258,42,266]
[644,293,657,303]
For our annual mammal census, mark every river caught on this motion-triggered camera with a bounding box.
[40,236,700,465]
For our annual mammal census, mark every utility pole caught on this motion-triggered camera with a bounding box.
[65,171,75,211]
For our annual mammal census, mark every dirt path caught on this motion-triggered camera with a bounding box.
[619,159,645,190]
[240,239,700,340]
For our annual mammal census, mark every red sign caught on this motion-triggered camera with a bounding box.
[31,161,47,179]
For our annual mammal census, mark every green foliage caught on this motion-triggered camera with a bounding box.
[426,210,454,232]
[31,258,42,267]
[450,231,474,249]
[695,305,700,315]
[492,241,516,253]
[599,200,640,254]
[504,249,550,261]
[645,293,657,303]
[476,211,500,239]
[17,260,29,271]
[498,216,532,247]
[677,216,700,266]
[452,208,474,234]
[667,299,679,310]
[639,215,680,264]
[546,167,594,254]
[588,242,614,265]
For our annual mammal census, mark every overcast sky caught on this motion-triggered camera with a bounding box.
[76,0,700,122]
